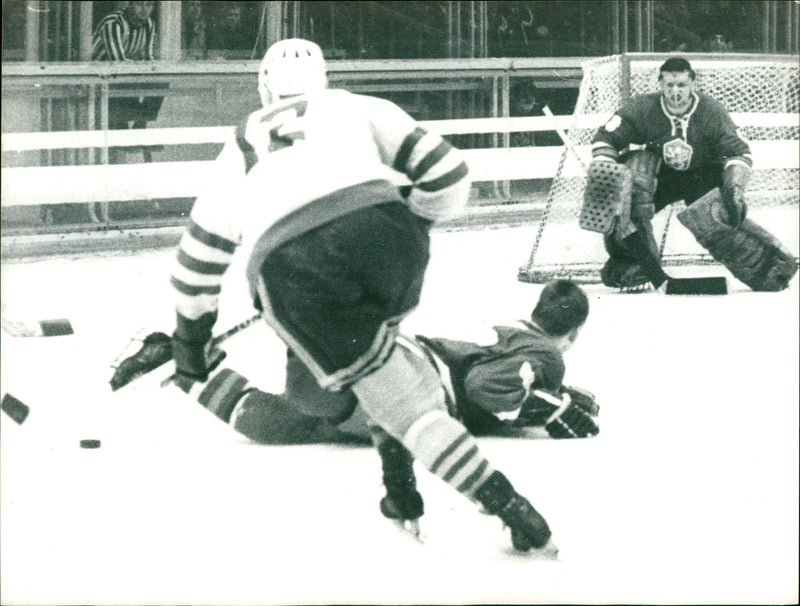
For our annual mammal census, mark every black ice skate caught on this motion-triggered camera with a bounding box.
[374,432,425,542]
[475,470,553,552]
[600,257,651,292]
[109,331,172,391]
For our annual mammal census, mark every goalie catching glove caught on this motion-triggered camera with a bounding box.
[517,388,599,439]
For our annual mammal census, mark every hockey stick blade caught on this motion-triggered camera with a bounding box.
[1,316,73,337]
[666,276,728,295]
[1,393,31,424]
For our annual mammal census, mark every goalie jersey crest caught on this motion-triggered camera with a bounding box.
[662,137,693,171]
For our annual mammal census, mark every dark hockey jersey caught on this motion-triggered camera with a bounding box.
[592,92,752,172]
[418,320,565,436]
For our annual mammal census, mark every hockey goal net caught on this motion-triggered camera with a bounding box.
[518,53,800,284]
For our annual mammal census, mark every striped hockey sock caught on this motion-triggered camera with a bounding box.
[351,345,499,503]
[403,410,497,500]
[180,367,256,423]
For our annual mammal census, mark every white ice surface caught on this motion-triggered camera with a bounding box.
[1,225,798,605]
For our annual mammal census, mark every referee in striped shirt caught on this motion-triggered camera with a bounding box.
[92,1,156,61]
[91,1,164,225]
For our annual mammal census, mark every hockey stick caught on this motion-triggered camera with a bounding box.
[208,312,265,349]
[109,312,264,391]
[541,106,727,295]
[542,105,589,172]
[1,303,73,337]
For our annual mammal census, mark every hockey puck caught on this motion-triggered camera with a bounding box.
[1,393,30,424]
[79,439,102,449]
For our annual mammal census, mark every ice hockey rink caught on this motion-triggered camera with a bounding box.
[1,222,798,605]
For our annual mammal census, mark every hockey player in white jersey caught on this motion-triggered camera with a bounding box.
[169,39,553,552]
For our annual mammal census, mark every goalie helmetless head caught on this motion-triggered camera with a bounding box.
[258,38,327,106]
[658,57,696,116]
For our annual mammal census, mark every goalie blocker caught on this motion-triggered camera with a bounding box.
[677,189,798,292]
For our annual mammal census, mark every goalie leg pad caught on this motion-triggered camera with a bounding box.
[580,160,633,234]
[624,150,660,222]
[678,189,798,291]
[598,154,663,289]
[601,224,661,290]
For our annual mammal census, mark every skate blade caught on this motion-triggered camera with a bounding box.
[109,327,150,369]
[619,283,651,294]
[394,518,426,544]
[506,538,561,560]
[534,538,560,560]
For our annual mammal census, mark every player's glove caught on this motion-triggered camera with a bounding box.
[544,391,599,439]
[720,163,749,228]
[515,393,559,427]
[171,333,226,386]
[561,385,600,417]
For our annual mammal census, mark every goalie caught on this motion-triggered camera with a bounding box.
[584,56,797,292]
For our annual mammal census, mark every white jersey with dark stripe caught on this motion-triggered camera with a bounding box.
[92,11,155,61]
[171,88,470,341]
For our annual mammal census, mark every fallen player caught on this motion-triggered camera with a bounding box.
[113,280,599,445]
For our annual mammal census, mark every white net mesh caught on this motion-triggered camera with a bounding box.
[519,53,800,283]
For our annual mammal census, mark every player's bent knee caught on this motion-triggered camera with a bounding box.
[624,151,659,223]
[232,390,325,444]
[351,343,447,441]
[332,403,372,442]
[285,350,358,422]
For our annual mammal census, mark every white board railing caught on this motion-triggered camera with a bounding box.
[2,113,798,207]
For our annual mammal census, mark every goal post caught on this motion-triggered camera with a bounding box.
[518,53,800,284]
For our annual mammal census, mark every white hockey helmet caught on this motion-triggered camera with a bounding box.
[258,38,327,106]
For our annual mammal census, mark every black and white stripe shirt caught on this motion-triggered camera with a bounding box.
[92,10,155,61]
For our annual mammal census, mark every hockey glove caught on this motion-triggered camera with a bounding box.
[561,385,600,417]
[515,393,559,427]
[171,333,226,385]
[543,391,599,439]
[720,164,750,228]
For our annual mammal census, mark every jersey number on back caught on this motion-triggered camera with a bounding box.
[260,100,309,153]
